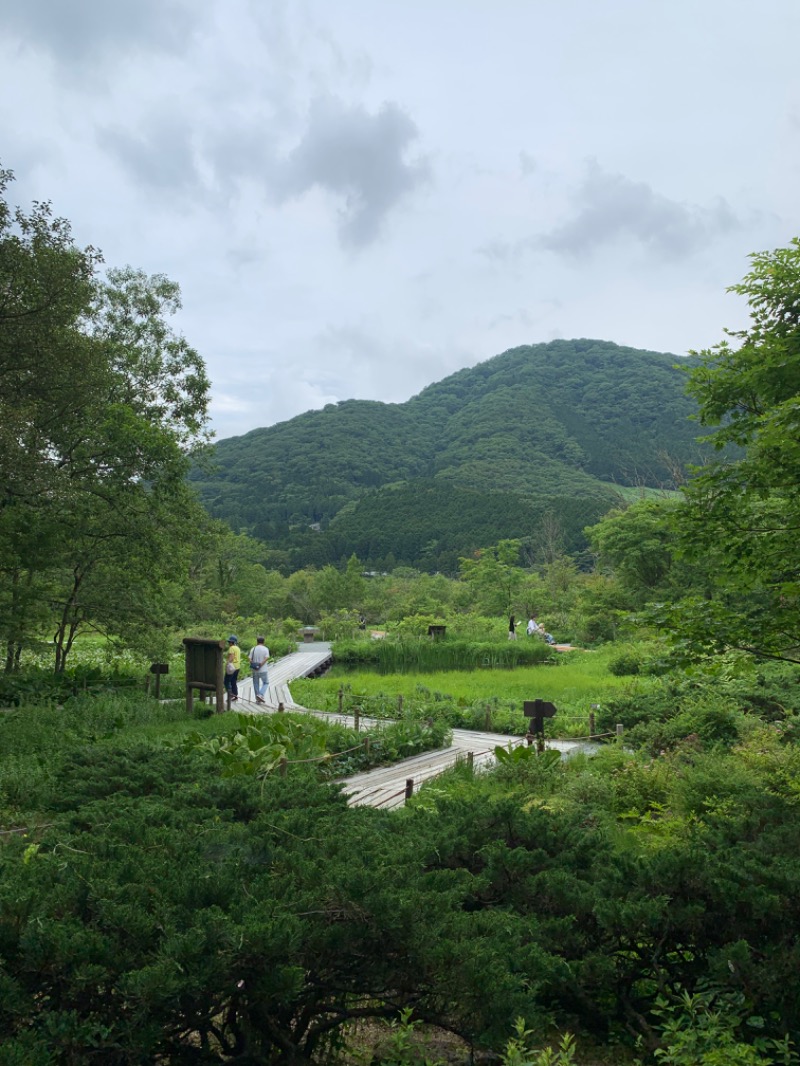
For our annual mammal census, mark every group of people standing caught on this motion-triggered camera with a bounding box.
[223,635,270,704]
[508,615,556,645]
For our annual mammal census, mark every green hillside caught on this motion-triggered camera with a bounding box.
[191,339,706,571]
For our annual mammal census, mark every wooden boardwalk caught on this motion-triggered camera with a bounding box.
[235,642,597,809]
[338,732,595,809]
[237,642,332,709]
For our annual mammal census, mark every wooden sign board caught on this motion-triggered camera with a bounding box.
[149,662,169,675]
[523,699,557,720]
[182,637,226,714]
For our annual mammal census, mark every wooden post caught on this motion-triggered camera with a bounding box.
[589,711,596,736]
[364,736,370,756]
[278,702,285,713]
[467,751,474,770]
[354,707,360,732]
[398,694,404,716]
[405,778,414,800]
[279,757,288,778]
[338,687,344,714]
[616,723,624,740]
[154,670,161,701]
[145,673,151,697]
[484,705,492,730]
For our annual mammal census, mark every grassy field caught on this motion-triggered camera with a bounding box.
[292,644,642,734]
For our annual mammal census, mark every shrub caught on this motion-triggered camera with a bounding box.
[608,652,642,677]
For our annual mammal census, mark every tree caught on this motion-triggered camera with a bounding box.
[587,500,683,606]
[0,169,211,669]
[458,539,524,616]
[668,239,800,663]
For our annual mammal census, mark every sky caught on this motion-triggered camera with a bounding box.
[2,1,799,442]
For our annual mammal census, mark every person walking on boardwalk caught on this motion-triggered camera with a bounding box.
[508,615,519,641]
[224,635,241,702]
[248,635,270,705]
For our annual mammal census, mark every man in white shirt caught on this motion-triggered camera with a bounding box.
[248,636,270,704]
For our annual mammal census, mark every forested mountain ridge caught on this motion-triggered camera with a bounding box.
[191,339,706,572]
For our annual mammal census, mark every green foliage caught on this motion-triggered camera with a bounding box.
[664,239,800,664]
[608,652,643,676]
[4,674,800,1060]
[333,635,553,673]
[646,990,799,1066]
[0,168,211,673]
[494,745,562,771]
[374,1008,445,1066]
[500,1018,578,1066]
[182,712,330,778]
[596,658,799,755]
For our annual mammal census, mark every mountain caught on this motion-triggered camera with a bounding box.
[190,339,707,573]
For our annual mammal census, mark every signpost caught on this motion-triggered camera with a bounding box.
[523,699,557,753]
[182,637,226,714]
[149,662,169,701]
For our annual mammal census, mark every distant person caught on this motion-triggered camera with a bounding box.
[526,617,541,637]
[224,635,240,702]
[508,615,519,641]
[248,635,270,705]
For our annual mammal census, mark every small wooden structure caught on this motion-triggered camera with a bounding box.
[149,661,169,700]
[427,624,446,640]
[183,637,226,714]
[299,626,320,644]
[523,699,557,752]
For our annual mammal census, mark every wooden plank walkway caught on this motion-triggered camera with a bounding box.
[234,643,597,809]
[338,732,595,810]
[237,642,332,709]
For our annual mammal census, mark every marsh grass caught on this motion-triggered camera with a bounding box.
[292,645,647,737]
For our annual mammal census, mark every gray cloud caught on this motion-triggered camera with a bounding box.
[97,116,202,200]
[0,0,194,67]
[519,151,537,176]
[273,97,429,247]
[541,162,741,259]
[478,162,742,265]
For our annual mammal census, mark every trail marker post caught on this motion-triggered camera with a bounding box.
[523,699,557,754]
[149,662,169,701]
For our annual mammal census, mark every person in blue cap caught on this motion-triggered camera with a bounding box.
[224,635,240,702]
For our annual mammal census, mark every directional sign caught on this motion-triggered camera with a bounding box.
[523,699,557,720]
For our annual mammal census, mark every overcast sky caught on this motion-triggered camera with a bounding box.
[3,1,799,441]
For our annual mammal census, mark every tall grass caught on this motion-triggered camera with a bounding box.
[333,636,553,673]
